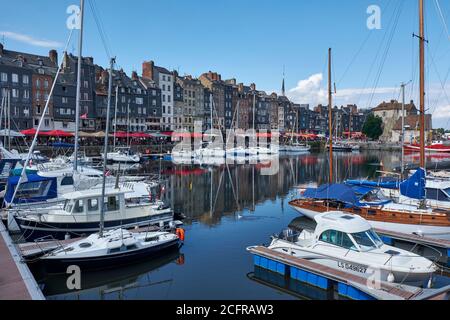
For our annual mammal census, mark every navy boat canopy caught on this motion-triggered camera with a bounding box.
[303,184,360,206]
[345,178,400,189]
[4,174,58,204]
[400,168,426,200]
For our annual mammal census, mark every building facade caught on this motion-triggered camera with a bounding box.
[142,60,174,131]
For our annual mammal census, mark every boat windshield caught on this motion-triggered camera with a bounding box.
[443,188,450,196]
[350,229,383,251]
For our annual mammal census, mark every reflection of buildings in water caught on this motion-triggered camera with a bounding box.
[166,153,385,225]
[40,249,183,299]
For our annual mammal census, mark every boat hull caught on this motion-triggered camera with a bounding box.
[15,213,174,242]
[41,238,180,274]
[269,244,433,286]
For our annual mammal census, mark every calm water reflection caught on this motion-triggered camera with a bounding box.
[36,151,403,300]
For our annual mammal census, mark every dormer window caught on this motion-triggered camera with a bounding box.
[38,60,43,66]
[38,68,44,75]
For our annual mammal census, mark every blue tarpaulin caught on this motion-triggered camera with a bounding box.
[303,184,360,205]
[400,168,426,200]
[345,178,400,189]
[51,142,75,148]
[4,174,58,204]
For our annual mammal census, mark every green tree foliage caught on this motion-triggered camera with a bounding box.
[362,114,383,140]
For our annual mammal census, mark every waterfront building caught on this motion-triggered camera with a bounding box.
[176,74,205,132]
[142,60,174,131]
[199,71,225,130]
[391,114,432,144]
[138,76,162,132]
[372,99,418,142]
[95,68,152,132]
[0,44,58,130]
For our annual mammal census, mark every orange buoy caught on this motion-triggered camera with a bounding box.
[176,228,185,241]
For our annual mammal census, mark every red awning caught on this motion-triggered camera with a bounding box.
[114,132,152,138]
[129,132,152,138]
[172,132,203,138]
[21,128,39,136]
[41,130,74,137]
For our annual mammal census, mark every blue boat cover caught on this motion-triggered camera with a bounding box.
[400,168,426,200]
[51,142,75,148]
[303,184,360,205]
[4,174,58,204]
[345,178,399,189]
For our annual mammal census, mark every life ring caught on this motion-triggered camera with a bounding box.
[176,228,185,242]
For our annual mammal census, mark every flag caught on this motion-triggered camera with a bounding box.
[80,113,88,119]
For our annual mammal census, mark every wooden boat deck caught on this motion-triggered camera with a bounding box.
[0,221,44,300]
[249,246,449,300]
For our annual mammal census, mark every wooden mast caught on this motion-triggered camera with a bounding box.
[328,48,333,183]
[419,0,425,169]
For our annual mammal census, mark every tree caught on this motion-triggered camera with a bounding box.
[362,114,383,140]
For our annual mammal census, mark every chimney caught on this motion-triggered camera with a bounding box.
[131,71,138,80]
[62,52,69,70]
[101,69,109,85]
[142,60,154,80]
[0,43,3,56]
[250,83,256,91]
[49,49,58,66]
[238,83,244,92]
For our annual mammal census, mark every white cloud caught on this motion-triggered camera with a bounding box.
[287,73,327,105]
[0,31,62,48]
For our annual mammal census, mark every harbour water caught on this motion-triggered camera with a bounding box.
[30,151,450,300]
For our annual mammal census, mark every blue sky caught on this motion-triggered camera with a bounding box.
[1,0,450,127]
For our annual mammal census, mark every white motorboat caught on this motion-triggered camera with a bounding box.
[39,228,181,274]
[282,143,311,154]
[195,145,226,158]
[101,148,140,163]
[14,187,174,241]
[257,212,437,286]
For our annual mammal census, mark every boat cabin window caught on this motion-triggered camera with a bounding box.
[350,229,383,251]
[104,196,120,212]
[16,180,52,199]
[426,188,450,201]
[64,200,73,212]
[88,198,99,212]
[61,176,74,186]
[73,200,84,213]
[319,230,356,250]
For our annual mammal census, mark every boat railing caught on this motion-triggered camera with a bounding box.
[33,235,68,256]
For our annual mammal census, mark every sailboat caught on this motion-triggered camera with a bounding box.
[39,56,182,273]
[195,94,226,159]
[289,13,450,241]
[4,0,168,235]
[281,110,310,154]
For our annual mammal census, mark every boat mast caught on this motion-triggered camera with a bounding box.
[419,0,426,170]
[7,89,10,150]
[113,85,118,148]
[210,93,213,131]
[328,48,333,184]
[99,57,115,237]
[401,82,406,178]
[73,0,84,172]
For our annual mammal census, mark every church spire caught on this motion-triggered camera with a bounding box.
[281,65,286,96]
